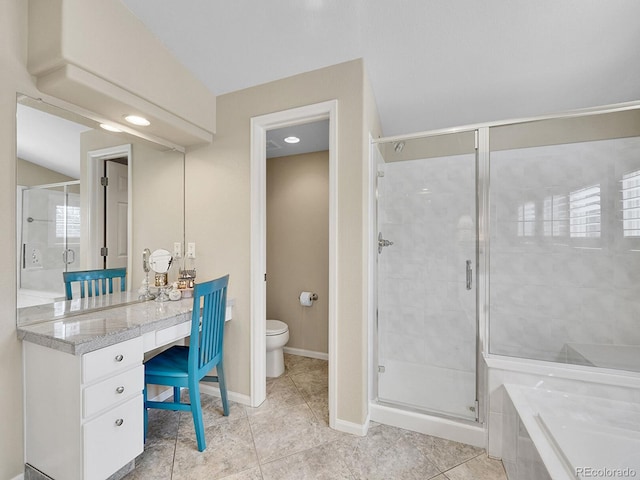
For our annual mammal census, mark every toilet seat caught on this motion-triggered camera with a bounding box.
[266,319,288,335]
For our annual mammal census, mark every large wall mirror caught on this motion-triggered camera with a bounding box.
[16,94,185,323]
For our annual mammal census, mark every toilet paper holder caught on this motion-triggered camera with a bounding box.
[298,291,318,306]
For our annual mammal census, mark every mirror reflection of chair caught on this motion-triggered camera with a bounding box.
[62,268,127,300]
[143,274,230,452]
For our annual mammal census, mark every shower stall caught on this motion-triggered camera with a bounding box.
[18,181,81,307]
[372,104,640,440]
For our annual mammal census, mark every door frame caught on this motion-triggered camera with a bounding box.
[250,100,338,429]
[85,145,132,275]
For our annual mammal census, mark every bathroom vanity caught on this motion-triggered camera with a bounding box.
[18,295,233,480]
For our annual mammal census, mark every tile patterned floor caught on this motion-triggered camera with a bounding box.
[125,354,507,480]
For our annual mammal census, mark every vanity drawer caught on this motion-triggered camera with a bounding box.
[83,394,143,480]
[155,321,192,347]
[82,337,143,384]
[83,365,143,419]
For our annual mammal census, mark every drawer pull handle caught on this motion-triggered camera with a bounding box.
[116,386,125,394]
[115,354,124,362]
[115,418,124,427]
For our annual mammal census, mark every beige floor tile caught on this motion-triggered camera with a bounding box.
[172,417,259,479]
[221,467,264,480]
[331,424,442,480]
[284,353,328,375]
[123,438,175,480]
[444,454,507,480]
[290,370,328,399]
[245,375,307,419]
[408,430,484,471]
[261,442,354,480]
[249,402,348,463]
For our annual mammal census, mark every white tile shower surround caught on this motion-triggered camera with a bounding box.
[490,136,640,367]
[377,154,477,419]
[127,354,506,479]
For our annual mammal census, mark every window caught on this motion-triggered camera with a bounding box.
[622,170,640,238]
[543,194,568,237]
[569,185,601,238]
[55,205,81,239]
[518,201,536,237]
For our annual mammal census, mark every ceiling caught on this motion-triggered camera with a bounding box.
[18,1,640,176]
[121,0,640,136]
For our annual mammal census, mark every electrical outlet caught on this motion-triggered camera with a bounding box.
[187,242,196,259]
[173,242,182,258]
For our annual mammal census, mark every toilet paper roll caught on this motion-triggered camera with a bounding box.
[299,291,314,307]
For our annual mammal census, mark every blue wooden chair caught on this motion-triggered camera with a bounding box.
[143,275,229,452]
[62,268,127,300]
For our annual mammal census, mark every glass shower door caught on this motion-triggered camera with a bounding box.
[376,131,478,421]
[19,182,81,307]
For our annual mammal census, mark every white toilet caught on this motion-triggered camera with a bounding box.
[266,319,289,377]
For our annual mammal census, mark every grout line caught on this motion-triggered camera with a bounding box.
[169,411,182,480]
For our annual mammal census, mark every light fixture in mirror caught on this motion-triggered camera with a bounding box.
[16,94,185,324]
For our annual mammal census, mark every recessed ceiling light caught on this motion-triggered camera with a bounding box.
[284,136,300,144]
[100,124,122,133]
[124,115,150,126]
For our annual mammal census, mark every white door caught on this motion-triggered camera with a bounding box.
[105,161,128,269]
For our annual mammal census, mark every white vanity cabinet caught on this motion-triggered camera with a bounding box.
[24,337,144,480]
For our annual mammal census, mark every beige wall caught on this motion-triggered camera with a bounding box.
[1,2,39,477]
[17,158,77,186]
[79,129,184,287]
[185,59,380,425]
[267,151,329,354]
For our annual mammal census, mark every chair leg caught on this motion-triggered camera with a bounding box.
[173,386,181,403]
[217,360,229,416]
[189,379,206,452]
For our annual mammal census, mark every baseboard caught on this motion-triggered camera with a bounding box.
[199,384,252,406]
[283,347,328,361]
[370,402,486,448]
[11,474,24,480]
[333,416,369,437]
[150,385,251,407]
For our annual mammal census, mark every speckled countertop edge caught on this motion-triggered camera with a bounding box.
[17,297,194,355]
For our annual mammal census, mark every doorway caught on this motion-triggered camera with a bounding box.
[86,145,132,274]
[250,101,338,428]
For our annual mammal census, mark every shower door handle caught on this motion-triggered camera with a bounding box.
[378,232,394,254]
[466,260,472,290]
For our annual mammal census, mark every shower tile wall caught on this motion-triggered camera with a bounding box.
[378,153,476,414]
[489,137,640,367]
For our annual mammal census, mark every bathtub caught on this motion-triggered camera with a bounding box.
[502,384,640,479]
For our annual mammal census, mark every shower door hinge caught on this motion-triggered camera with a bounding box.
[100,247,108,257]
[377,170,385,177]
[100,176,109,187]
[474,130,479,150]
[378,365,385,373]
[469,400,479,421]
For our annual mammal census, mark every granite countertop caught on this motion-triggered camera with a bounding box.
[17,296,194,356]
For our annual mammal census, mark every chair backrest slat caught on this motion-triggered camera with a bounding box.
[188,275,229,377]
[63,268,127,300]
